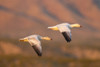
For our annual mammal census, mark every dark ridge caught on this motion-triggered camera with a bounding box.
[0,5,48,26]
[59,0,85,18]
[93,0,100,9]
[41,6,60,22]
[80,21,98,32]
[38,1,61,23]
[66,4,85,18]
[62,32,71,42]
[75,17,99,32]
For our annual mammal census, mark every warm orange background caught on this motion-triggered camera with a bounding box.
[0,0,100,67]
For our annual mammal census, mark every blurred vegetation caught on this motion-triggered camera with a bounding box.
[0,55,100,67]
[0,37,100,67]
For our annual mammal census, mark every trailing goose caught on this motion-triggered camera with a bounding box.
[19,35,52,56]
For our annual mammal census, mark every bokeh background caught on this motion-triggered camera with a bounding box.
[0,0,100,67]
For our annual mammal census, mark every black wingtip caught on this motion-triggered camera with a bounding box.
[62,32,71,42]
[32,46,42,56]
[37,53,42,56]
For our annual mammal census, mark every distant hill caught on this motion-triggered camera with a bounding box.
[0,0,100,41]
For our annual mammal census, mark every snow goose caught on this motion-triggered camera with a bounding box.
[19,35,52,56]
[48,23,82,42]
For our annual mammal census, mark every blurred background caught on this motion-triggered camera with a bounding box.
[0,0,100,67]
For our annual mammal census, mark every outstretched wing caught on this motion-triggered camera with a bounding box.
[57,25,71,42]
[28,38,42,56]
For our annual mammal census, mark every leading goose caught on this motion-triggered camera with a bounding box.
[48,23,82,42]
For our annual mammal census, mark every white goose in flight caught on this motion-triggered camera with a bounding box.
[19,35,52,56]
[48,23,82,42]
